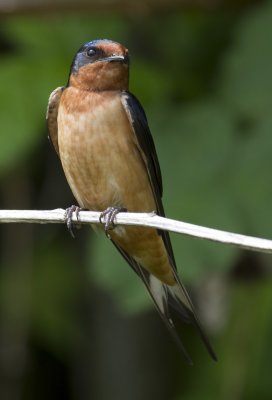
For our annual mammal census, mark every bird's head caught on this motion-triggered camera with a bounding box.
[69,39,129,91]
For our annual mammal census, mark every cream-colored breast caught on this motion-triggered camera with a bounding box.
[57,88,155,212]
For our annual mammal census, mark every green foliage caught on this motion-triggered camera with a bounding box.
[0,4,272,398]
[174,281,272,400]
[31,241,81,358]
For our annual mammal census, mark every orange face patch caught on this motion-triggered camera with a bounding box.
[96,42,128,59]
[69,60,129,91]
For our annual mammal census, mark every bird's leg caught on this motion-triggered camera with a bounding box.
[64,205,84,238]
[99,206,127,239]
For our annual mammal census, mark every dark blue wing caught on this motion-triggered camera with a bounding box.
[121,92,163,202]
[121,91,177,268]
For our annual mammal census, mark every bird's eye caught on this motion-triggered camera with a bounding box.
[86,47,97,57]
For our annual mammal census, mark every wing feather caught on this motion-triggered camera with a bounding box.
[120,92,217,362]
[46,86,65,155]
[121,92,177,267]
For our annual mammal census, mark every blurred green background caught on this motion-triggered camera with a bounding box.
[0,0,272,399]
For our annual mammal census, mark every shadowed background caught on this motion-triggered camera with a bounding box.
[0,0,272,399]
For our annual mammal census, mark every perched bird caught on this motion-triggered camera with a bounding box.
[47,39,216,364]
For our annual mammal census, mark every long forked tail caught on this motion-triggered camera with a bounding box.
[139,267,217,364]
[167,271,218,362]
[112,241,217,363]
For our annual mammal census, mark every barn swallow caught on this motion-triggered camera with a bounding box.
[46,39,217,363]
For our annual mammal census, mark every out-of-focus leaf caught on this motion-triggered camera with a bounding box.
[217,0,272,239]
[150,100,240,280]
[32,243,81,357]
[232,115,272,238]
[220,1,272,119]
[89,232,152,313]
[174,281,272,400]
[130,60,171,105]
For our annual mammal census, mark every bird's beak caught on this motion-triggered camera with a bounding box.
[101,54,129,63]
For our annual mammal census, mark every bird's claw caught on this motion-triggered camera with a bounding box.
[99,206,127,239]
[64,205,82,238]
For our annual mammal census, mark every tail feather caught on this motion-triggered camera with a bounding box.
[112,241,217,363]
[142,274,194,365]
[139,268,217,363]
[168,272,218,362]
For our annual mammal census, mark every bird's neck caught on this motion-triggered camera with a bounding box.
[69,62,129,92]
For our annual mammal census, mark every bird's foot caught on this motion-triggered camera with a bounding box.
[64,205,83,238]
[99,206,127,239]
